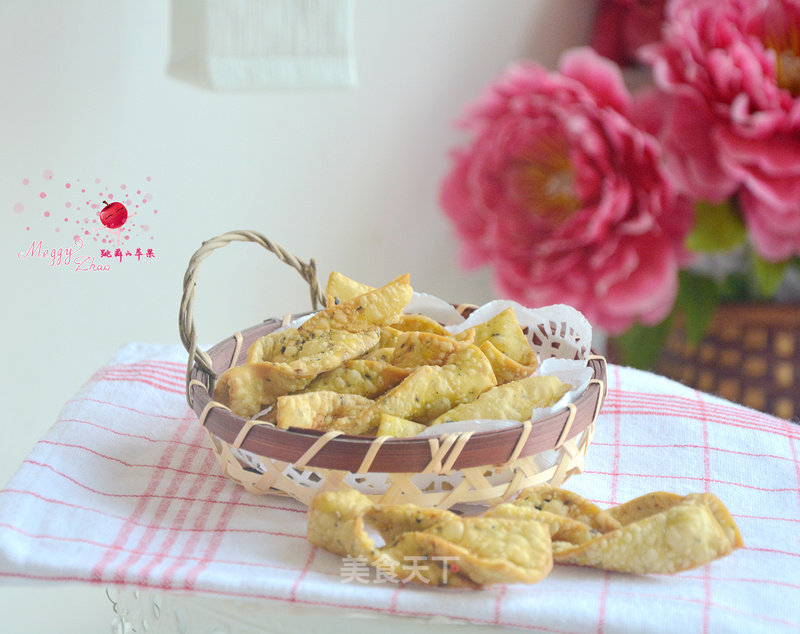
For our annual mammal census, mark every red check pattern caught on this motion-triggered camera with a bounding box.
[0,344,798,633]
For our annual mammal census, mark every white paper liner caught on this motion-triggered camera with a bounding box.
[230,293,595,496]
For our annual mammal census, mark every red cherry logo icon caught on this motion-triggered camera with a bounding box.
[99,201,128,229]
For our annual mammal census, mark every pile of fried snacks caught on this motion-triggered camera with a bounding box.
[213,272,572,436]
[306,485,743,588]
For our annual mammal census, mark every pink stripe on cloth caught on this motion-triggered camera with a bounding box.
[692,390,714,634]
[181,482,246,591]
[89,414,195,584]
[127,422,217,588]
[596,365,623,634]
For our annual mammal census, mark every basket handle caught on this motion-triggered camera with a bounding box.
[179,230,325,396]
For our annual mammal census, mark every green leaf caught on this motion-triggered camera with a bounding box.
[675,271,720,345]
[686,200,747,252]
[611,316,675,370]
[718,272,751,302]
[752,254,787,298]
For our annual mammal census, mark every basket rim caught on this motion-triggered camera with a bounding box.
[188,316,607,473]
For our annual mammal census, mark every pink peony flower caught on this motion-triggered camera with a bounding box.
[440,47,693,335]
[640,0,800,260]
[592,0,668,66]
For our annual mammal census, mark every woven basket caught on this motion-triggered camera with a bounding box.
[654,302,800,421]
[179,230,608,509]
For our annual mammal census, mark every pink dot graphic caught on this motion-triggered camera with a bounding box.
[44,211,50,217]
[39,192,47,199]
[13,203,24,213]
[22,178,29,185]
[42,169,54,180]
[65,183,71,189]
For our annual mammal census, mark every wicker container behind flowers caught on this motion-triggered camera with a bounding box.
[179,231,607,509]
[651,302,800,421]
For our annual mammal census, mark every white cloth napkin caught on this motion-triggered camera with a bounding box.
[168,0,357,89]
[0,343,798,633]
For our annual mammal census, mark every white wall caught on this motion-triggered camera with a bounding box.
[0,1,595,630]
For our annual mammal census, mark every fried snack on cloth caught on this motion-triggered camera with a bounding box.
[485,485,622,551]
[307,489,379,560]
[307,490,553,588]
[381,518,552,588]
[510,485,622,533]
[306,486,743,588]
[552,491,744,574]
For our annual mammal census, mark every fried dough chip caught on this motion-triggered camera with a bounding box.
[472,307,538,368]
[485,503,603,549]
[685,492,744,550]
[361,346,396,362]
[365,503,455,544]
[606,491,684,526]
[452,327,476,344]
[325,271,374,309]
[383,519,552,587]
[215,327,380,417]
[393,313,451,337]
[377,326,405,349]
[304,359,411,399]
[376,414,427,437]
[369,344,497,423]
[478,340,539,385]
[431,375,572,425]
[246,326,380,369]
[307,489,378,560]
[554,493,743,574]
[302,274,413,333]
[276,391,375,435]
[213,363,302,419]
[511,485,622,534]
[389,331,465,368]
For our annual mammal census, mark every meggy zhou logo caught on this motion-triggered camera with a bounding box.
[14,171,158,272]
